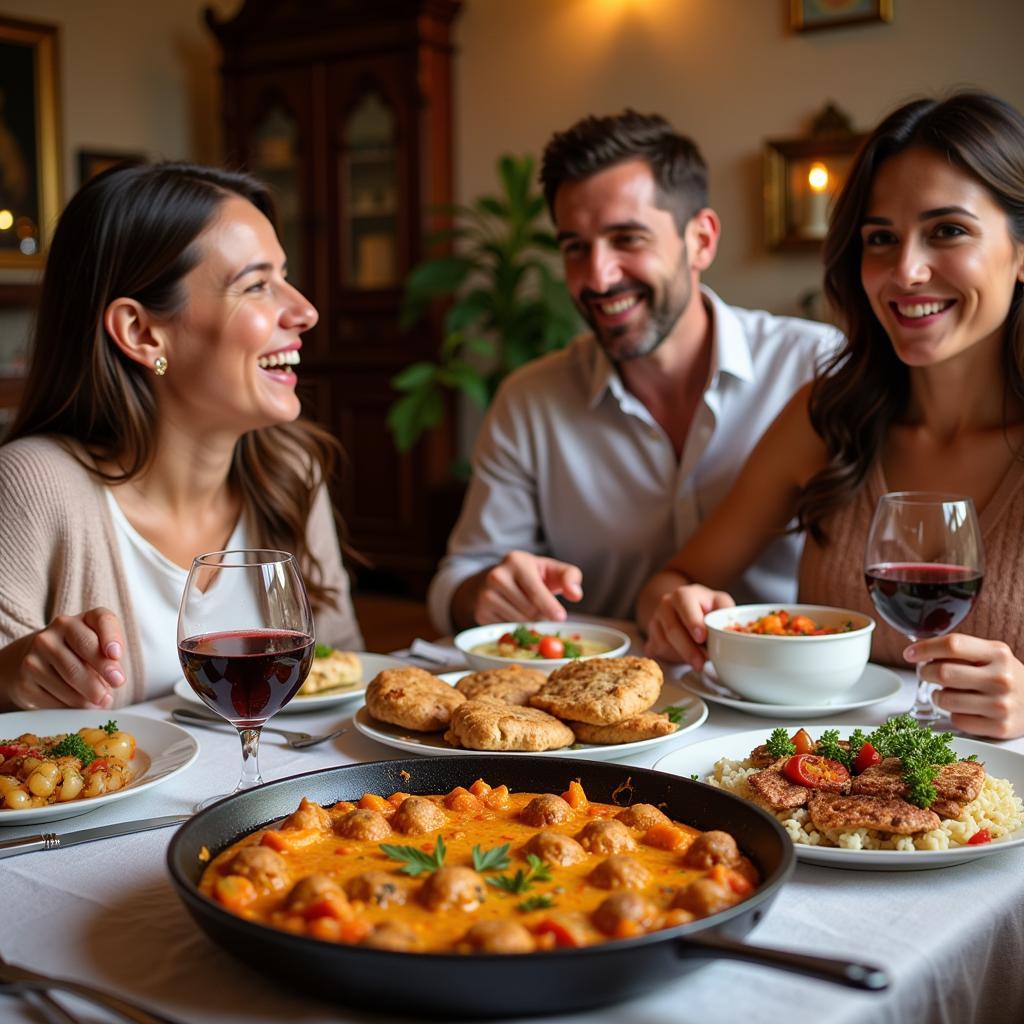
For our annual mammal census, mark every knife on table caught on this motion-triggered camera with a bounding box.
[0,814,189,859]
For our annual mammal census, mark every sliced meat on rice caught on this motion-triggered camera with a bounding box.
[851,758,986,819]
[746,767,812,812]
[807,791,941,835]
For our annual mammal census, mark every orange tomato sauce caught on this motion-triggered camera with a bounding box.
[199,780,760,953]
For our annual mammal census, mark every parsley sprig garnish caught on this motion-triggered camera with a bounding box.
[379,835,446,876]
[512,626,541,647]
[765,727,796,759]
[102,720,119,735]
[761,715,971,809]
[487,854,552,894]
[471,843,511,872]
[313,642,335,658]
[48,733,96,766]
[662,705,687,725]
[518,893,556,912]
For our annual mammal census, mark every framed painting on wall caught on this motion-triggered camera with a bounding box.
[790,0,894,32]
[77,149,146,187]
[0,15,61,271]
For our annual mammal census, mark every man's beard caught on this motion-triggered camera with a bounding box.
[579,255,692,364]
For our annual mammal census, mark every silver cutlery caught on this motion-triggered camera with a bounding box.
[0,951,78,1024]
[0,957,183,1024]
[0,814,190,859]
[171,707,349,749]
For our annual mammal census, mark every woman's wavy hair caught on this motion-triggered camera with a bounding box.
[5,161,346,610]
[797,90,1024,541]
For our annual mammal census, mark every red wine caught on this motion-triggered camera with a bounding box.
[178,629,314,726]
[864,563,983,639]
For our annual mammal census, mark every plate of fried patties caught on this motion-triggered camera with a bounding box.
[352,657,707,759]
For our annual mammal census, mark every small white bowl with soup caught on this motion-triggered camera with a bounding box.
[455,621,631,672]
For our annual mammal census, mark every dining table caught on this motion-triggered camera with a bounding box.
[2,639,1023,1024]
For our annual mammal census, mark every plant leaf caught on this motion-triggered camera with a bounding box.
[390,361,439,391]
[386,386,444,452]
[472,843,512,872]
[379,835,447,876]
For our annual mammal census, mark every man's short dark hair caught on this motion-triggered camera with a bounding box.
[540,110,708,233]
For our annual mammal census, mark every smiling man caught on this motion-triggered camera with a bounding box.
[428,111,842,633]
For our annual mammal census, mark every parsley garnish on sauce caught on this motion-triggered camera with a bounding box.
[518,893,556,912]
[471,843,511,872]
[487,854,552,894]
[379,835,446,876]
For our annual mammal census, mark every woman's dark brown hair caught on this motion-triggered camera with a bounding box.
[5,161,344,609]
[797,91,1024,541]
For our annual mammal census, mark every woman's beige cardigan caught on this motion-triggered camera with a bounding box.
[0,436,363,706]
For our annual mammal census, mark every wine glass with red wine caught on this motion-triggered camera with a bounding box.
[864,492,984,723]
[177,549,314,810]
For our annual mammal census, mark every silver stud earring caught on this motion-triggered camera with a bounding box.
[153,355,168,376]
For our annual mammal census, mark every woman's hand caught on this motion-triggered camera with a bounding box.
[5,608,127,710]
[644,584,735,669]
[904,634,1024,740]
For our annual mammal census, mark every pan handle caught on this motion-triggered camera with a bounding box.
[677,931,888,991]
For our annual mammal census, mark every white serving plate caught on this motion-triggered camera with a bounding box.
[679,663,902,719]
[174,652,408,714]
[353,672,707,760]
[654,724,1024,870]
[0,710,199,825]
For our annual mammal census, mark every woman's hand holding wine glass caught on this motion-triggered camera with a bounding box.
[864,492,984,725]
[177,549,314,811]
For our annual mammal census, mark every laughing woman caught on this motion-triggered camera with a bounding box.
[638,91,1024,739]
[0,163,362,710]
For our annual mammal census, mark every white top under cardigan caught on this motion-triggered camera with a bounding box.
[105,489,250,694]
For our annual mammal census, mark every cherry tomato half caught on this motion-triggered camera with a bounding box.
[852,741,882,775]
[538,636,565,659]
[967,829,992,845]
[498,633,515,647]
[782,754,850,790]
[791,728,815,755]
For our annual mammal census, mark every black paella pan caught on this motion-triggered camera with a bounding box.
[167,756,886,1017]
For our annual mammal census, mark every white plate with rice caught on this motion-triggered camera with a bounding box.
[654,725,1024,870]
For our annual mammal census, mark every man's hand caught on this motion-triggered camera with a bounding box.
[906,633,1024,740]
[458,551,584,627]
[643,584,735,669]
[5,608,127,710]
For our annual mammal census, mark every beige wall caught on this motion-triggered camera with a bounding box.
[2,0,1022,314]
[455,0,1024,315]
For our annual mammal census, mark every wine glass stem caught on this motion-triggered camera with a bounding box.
[910,660,941,723]
[236,727,264,790]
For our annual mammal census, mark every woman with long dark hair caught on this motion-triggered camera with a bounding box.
[0,162,361,710]
[638,90,1024,739]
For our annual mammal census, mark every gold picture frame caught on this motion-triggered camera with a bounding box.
[0,15,61,270]
[790,0,894,32]
[763,103,865,252]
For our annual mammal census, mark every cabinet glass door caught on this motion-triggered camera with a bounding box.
[250,103,304,288]
[341,91,398,289]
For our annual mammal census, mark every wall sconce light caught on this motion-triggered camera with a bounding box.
[763,102,865,252]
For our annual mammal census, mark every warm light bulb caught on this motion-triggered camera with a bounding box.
[0,210,13,231]
[808,162,830,193]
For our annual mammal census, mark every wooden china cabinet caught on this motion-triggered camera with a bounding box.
[206,0,462,595]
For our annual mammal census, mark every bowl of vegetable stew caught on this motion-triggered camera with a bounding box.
[454,620,631,673]
[704,604,874,706]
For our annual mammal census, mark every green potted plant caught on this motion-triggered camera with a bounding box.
[387,154,580,456]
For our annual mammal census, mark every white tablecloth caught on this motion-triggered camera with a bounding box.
[2,662,1023,1024]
